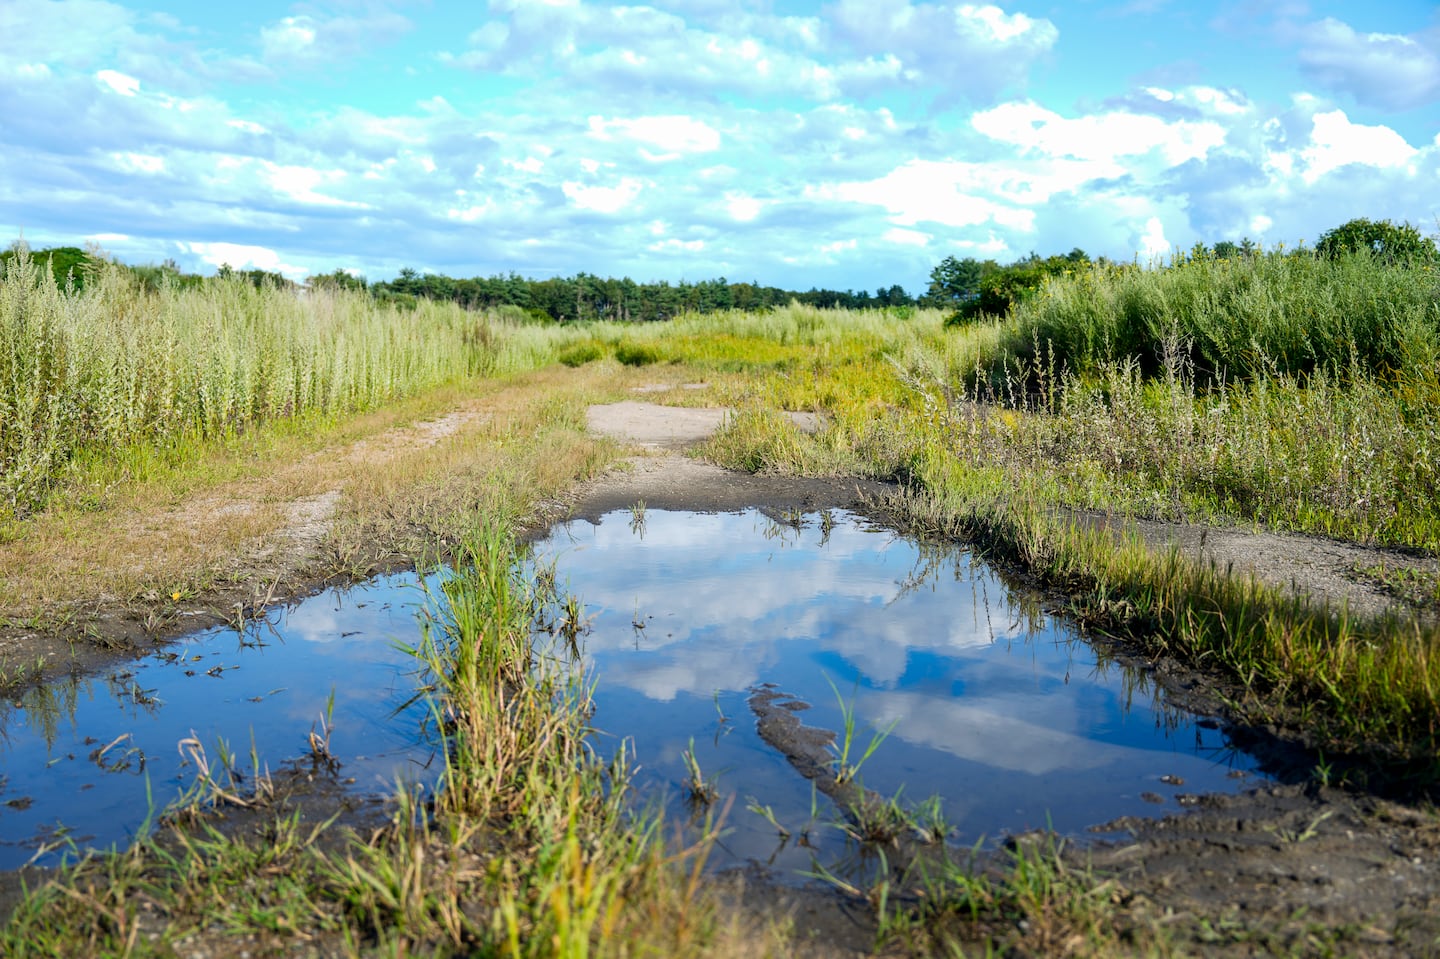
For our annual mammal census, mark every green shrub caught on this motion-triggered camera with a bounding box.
[614,340,662,366]
[1316,218,1437,264]
[556,340,606,367]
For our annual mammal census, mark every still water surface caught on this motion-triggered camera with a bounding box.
[534,508,1264,873]
[0,508,1264,874]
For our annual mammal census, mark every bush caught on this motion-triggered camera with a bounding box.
[614,341,662,367]
[556,340,606,367]
[1316,218,1437,264]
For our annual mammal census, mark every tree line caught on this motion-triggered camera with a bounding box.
[10,217,1431,327]
[357,269,917,322]
[924,218,1439,326]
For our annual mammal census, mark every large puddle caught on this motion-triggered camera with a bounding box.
[534,508,1265,874]
[0,507,1267,875]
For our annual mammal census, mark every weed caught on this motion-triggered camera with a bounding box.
[745,798,791,839]
[825,675,897,786]
[681,738,719,809]
[307,688,338,770]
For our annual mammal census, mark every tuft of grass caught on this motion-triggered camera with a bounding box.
[556,339,606,367]
[614,340,662,367]
[826,676,897,787]
[681,738,719,810]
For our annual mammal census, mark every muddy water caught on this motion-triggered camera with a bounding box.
[0,574,440,870]
[0,507,1268,876]
[534,508,1268,876]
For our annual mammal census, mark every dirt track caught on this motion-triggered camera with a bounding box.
[2,389,1438,953]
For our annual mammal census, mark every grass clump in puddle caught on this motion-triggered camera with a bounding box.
[0,522,757,957]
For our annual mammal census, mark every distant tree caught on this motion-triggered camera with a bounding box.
[1316,218,1438,263]
[1212,240,1241,259]
[0,244,93,289]
[925,255,986,306]
[307,268,367,293]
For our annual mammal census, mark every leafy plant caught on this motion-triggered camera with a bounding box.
[1316,217,1437,264]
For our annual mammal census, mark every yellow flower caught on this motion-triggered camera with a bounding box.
[171,591,182,602]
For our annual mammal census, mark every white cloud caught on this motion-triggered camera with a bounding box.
[181,241,307,279]
[562,177,645,213]
[725,192,763,222]
[111,151,164,174]
[972,101,1226,167]
[883,227,930,246]
[648,238,705,253]
[1297,17,1440,111]
[812,160,1032,231]
[260,16,317,59]
[96,69,139,96]
[263,163,369,208]
[258,10,414,66]
[509,156,545,174]
[1296,110,1418,184]
[447,0,1054,107]
[588,115,722,154]
[827,0,1058,102]
[1137,216,1170,260]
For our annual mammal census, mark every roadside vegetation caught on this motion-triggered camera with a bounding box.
[2,221,1439,955]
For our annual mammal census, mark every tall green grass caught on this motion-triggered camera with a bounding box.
[904,252,1440,549]
[0,249,511,518]
[992,250,1440,382]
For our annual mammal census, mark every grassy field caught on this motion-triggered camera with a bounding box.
[2,247,1439,955]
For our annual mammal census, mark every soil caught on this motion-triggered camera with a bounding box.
[3,387,1440,954]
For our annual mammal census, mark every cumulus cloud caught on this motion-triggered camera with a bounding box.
[1296,17,1440,111]
[587,114,722,155]
[6,0,1440,293]
[827,0,1058,102]
[258,10,414,67]
[179,241,308,278]
[1294,109,1419,184]
[444,0,1054,106]
[562,176,646,213]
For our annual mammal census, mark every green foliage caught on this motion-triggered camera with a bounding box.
[0,243,95,290]
[0,247,499,518]
[1316,217,1438,264]
[556,340,606,367]
[304,267,367,293]
[925,255,992,307]
[946,250,1090,327]
[374,268,915,322]
[988,248,1440,384]
[614,340,661,366]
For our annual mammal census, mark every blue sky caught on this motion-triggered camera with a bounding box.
[2,1,1437,293]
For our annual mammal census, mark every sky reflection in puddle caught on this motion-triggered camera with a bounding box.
[0,506,1268,877]
[535,508,1266,875]
[0,574,439,870]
